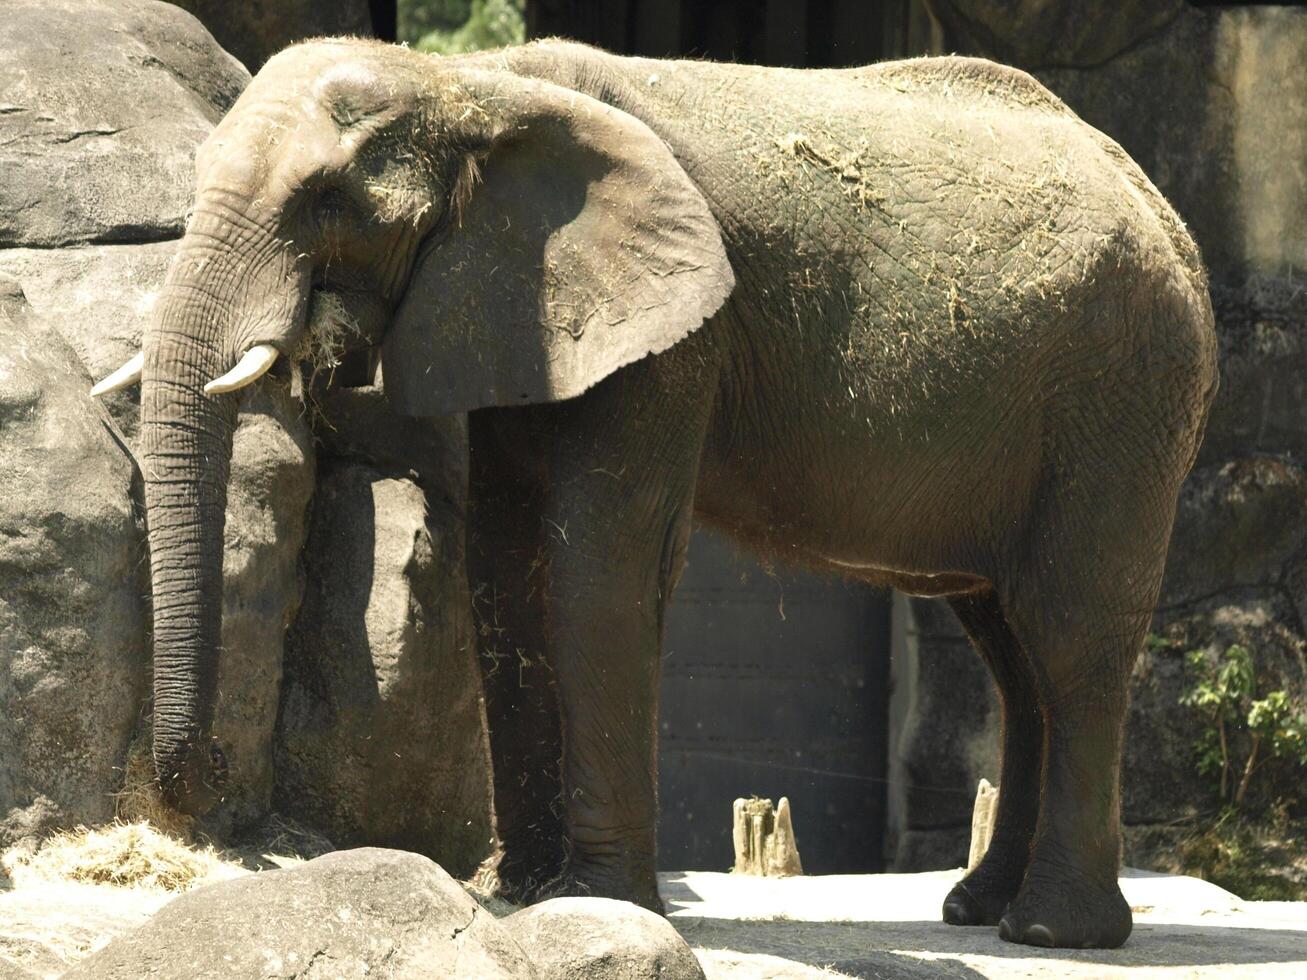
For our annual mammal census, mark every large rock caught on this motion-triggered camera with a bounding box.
[277,460,493,876]
[0,0,246,248]
[205,383,315,835]
[63,848,535,979]
[170,1,375,71]
[0,243,177,438]
[505,898,706,980]
[0,279,148,846]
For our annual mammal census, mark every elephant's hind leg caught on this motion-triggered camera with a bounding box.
[942,589,1043,927]
[992,467,1180,948]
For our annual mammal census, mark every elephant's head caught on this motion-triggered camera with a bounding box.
[91,39,732,815]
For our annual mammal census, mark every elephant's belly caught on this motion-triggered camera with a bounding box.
[822,559,989,597]
[695,372,1037,589]
[693,446,1002,591]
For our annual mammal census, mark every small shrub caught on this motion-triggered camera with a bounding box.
[1179,643,1307,811]
[1172,641,1307,899]
[407,0,525,55]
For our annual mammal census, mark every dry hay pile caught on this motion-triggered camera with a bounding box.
[0,822,243,893]
[0,822,246,976]
[0,732,337,975]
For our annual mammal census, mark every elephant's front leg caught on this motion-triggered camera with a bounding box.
[468,415,567,903]
[544,552,676,910]
[529,362,709,910]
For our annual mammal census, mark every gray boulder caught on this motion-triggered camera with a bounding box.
[170,0,376,71]
[0,279,148,846]
[277,459,493,876]
[0,243,177,439]
[205,383,315,835]
[505,898,706,980]
[64,848,535,980]
[0,0,246,248]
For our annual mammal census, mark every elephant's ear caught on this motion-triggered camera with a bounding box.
[381,71,734,416]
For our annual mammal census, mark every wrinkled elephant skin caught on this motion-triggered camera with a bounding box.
[99,39,1217,949]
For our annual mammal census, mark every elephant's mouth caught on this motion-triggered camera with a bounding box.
[159,736,229,815]
[295,286,390,386]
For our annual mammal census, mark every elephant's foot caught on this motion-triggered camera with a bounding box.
[941,865,1023,927]
[483,845,566,908]
[537,863,665,914]
[998,868,1132,949]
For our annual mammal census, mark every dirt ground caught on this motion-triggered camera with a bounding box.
[663,869,1307,979]
[3,856,1304,978]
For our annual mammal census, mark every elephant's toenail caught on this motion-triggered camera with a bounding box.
[998,917,1016,942]
[1024,924,1056,947]
[942,900,974,926]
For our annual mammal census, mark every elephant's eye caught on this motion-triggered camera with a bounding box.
[317,185,354,227]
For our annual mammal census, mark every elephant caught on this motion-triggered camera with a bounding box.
[91,37,1217,948]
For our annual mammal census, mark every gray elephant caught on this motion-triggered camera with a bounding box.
[93,38,1217,948]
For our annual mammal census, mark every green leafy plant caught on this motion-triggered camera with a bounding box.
[1180,644,1307,810]
[400,0,525,55]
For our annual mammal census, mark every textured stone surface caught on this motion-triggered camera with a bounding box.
[0,243,177,438]
[0,0,246,248]
[205,383,315,836]
[1160,458,1307,610]
[63,849,534,980]
[506,897,706,980]
[1200,283,1307,466]
[170,0,374,71]
[0,284,148,847]
[277,461,492,876]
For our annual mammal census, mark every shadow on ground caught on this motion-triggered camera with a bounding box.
[674,917,1307,976]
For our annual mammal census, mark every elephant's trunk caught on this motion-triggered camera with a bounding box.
[139,198,308,813]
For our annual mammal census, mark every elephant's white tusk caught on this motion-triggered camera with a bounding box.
[89,351,144,397]
[204,344,279,395]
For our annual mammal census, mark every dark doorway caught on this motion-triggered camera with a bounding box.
[659,529,892,873]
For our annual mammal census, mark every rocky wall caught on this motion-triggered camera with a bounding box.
[0,0,490,873]
[168,0,376,71]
